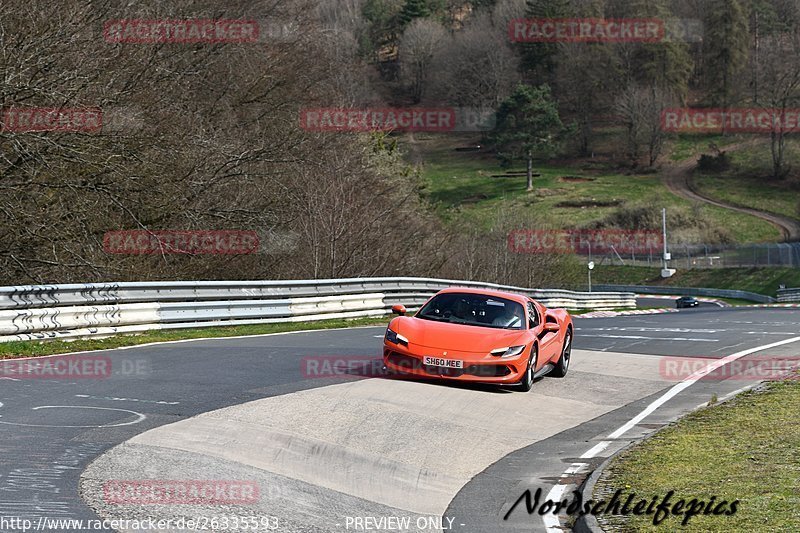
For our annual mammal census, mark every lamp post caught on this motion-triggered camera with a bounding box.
[661,207,676,278]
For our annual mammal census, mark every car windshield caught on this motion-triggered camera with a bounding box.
[416,293,526,330]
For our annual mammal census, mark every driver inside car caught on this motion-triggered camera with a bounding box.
[492,305,523,328]
[451,299,473,320]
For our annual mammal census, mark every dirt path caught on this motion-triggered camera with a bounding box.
[661,141,800,242]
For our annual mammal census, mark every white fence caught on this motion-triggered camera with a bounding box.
[777,288,800,303]
[0,277,635,342]
[578,242,800,269]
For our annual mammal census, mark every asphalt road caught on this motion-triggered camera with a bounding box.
[634,297,719,310]
[576,306,800,356]
[0,306,798,532]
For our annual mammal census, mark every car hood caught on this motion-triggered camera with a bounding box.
[391,316,528,353]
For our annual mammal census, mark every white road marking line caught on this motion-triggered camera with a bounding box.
[582,327,719,333]
[741,331,800,335]
[583,326,798,336]
[607,336,800,438]
[543,335,800,531]
[541,485,569,530]
[581,334,718,342]
[0,405,146,428]
[75,394,179,405]
[563,463,588,475]
[581,441,611,459]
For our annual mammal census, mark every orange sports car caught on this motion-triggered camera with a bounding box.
[383,288,573,391]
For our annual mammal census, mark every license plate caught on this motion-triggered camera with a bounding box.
[423,356,464,369]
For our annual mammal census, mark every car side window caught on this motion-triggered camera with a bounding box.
[527,302,539,328]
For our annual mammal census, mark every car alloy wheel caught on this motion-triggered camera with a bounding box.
[518,346,537,392]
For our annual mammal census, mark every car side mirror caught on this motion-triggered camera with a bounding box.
[544,322,559,332]
[392,305,407,316]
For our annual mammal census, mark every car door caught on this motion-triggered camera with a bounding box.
[532,301,561,363]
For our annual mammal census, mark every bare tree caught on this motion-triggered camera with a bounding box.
[491,0,526,25]
[429,13,520,108]
[556,42,619,156]
[758,31,800,179]
[398,18,448,104]
[615,84,673,167]
[0,0,441,284]
[315,0,365,35]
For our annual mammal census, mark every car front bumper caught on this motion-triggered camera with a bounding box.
[383,343,528,384]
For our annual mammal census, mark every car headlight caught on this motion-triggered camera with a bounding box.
[385,328,409,346]
[490,345,526,358]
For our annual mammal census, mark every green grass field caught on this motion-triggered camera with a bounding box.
[693,140,800,221]
[668,133,740,162]
[594,380,800,532]
[408,134,781,243]
[695,173,799,220]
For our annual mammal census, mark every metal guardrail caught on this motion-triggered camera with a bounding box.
[0,278,635,343]
[777,288,800,303]
[594,284,775,304]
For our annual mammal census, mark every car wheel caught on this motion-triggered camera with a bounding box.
[516,345,537,392]
[551,329,572,378]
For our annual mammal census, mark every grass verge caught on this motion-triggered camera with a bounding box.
[0,316,391,360]
[594,379,800,531]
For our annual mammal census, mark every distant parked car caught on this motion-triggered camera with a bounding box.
[676,296,700,308]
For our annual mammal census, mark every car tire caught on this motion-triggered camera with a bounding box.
[551,328,572,378]
[516,345,537,392]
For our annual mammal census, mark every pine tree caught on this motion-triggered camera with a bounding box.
[399,0,431,28]
[704,0,750,107]
[518,0,572,78]
[626,0,693,103]
[486,84,565,191]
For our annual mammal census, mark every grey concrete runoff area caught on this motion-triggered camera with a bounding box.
[0,307,798,532]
